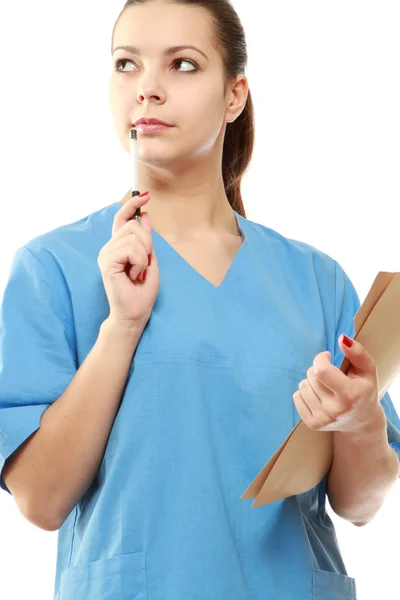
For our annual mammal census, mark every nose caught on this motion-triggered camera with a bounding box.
[137,90,163,103]
[136,72,166,104]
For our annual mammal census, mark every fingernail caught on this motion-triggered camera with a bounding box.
[139,191,150,198]
[342,334,353,348]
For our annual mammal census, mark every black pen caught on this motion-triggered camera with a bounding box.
[130,128,141,222]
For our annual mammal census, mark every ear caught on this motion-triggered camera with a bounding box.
[225,74,248,123]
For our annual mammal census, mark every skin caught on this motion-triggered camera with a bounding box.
[109,0,248,244]
[295,336,400,526]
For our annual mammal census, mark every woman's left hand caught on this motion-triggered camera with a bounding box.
[293,335,384,434]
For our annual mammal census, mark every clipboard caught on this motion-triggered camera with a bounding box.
[241,272,400,507]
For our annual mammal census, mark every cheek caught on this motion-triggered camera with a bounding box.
[177,80,225,119]
[172,103,222,148]
[189,98,227,140]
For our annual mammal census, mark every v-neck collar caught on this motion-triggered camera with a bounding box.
[109,203,248,291]
[153,211,247,290]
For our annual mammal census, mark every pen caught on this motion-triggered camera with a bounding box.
[130,128,141,222]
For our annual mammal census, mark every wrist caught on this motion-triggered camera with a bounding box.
[341,404,387,443]
[359,404,387,437]
[101,316,146,340]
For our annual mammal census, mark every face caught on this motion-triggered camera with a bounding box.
[109,0,247,171]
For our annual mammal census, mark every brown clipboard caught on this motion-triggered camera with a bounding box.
[241,272,400,507]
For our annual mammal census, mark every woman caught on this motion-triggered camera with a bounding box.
[0,1,399,599]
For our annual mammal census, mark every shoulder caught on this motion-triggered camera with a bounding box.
[243,215,337,278]
[25,202,119,254]
[17,202,120,274]
[5,202,120,318]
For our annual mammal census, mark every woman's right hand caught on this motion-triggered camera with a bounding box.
[97,192,160,330]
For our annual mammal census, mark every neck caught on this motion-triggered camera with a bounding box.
[120,188,240,242]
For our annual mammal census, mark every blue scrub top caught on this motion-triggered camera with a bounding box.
[1,202,399,600]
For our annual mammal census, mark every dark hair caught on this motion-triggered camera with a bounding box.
[112,0,255,218]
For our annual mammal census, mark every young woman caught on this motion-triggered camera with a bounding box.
[1,2,399,599]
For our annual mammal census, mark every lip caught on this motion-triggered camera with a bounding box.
[133,117,172,127]
[134,123,173,134]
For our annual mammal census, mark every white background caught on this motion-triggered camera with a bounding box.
[0,1,399,598]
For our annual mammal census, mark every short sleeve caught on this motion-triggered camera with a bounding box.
[0,246,77,494]
[331,260,400,472]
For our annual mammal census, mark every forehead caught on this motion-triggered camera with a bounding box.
[114,2,215,52]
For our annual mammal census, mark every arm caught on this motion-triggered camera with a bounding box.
[326,405,400,527]
[2,318,144,531]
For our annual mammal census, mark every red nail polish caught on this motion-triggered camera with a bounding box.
[342,335,353,348]
[139,191,149,198]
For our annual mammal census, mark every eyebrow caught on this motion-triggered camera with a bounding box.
[112,45,209,61]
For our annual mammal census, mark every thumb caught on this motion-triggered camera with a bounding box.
[339,334,375,376]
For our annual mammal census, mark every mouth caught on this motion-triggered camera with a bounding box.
[132,123,174,134]
[132,118,173,127]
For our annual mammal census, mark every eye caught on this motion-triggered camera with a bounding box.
[114,57,198,74]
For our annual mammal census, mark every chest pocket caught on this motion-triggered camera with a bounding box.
[313,567,357,599]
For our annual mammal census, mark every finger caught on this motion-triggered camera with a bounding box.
[138,210,152,232]
[306,366,351,421]
[103,244,147,280]
[294,390,334,430]
[299,379,322,414]
[339,336,377,380]
[293,390,314,419]
[312,354,350,396]
[141,247,158,282]
[124,243,149,280]
[295,381,337,427]
[112,193,150,237]
[306,367,335,399]
[112,218,153,256]
[303,374,337,420]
